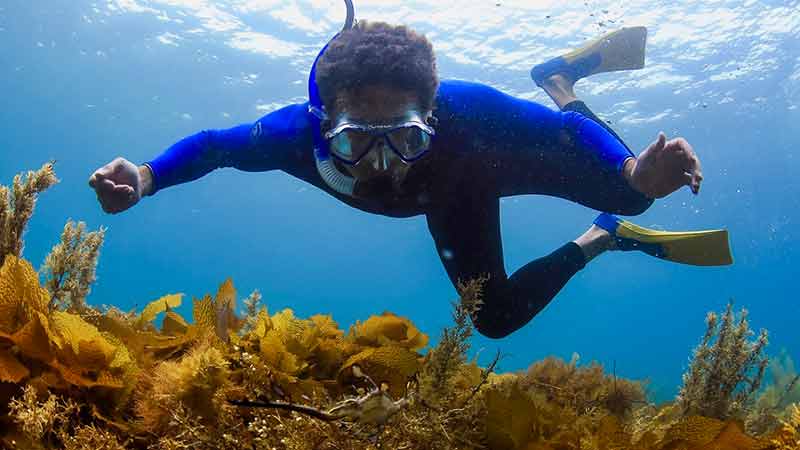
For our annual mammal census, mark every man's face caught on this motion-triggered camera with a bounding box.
[331,84,432,187]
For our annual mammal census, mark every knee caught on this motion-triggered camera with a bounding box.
[615,195,654,217]
[471,307,514,340]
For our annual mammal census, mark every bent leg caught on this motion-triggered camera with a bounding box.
[563,100,631,152]
[540,73,631,152]
[481,242,586,338]
[426,193,586,339]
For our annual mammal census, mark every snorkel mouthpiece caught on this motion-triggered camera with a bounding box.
[315,149,357,194]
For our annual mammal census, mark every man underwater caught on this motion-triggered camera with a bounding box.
[89,3,730,339]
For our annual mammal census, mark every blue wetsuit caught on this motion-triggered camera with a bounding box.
[145,80,653,338]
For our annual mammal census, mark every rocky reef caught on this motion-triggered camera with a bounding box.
[0,163,798,450]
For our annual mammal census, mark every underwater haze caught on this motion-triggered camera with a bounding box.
[1,0,799,404]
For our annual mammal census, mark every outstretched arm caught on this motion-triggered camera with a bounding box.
[142,124,257,195]
[144,102,310,194]
[89,102,311,213]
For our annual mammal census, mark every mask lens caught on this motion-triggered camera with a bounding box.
[328,133,353,159]
[387,126,431,159]
[330,129,375,162]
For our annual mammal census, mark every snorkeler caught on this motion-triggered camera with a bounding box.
[89,2,730,339]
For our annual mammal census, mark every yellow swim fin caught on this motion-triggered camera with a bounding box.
[531,27,648,86]
[593,213,733,267]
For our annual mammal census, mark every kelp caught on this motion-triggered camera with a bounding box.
[0,255,133,400]
[770,403,800,449]
[2,163,800,449]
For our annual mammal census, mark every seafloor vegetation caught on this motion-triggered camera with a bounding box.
[1,162,799,450]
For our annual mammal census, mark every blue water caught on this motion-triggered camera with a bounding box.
[1,0,798,403]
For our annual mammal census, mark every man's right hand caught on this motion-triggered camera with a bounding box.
[88,157,152,214]
[625,132,703,199]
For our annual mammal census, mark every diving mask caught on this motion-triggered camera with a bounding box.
[323,113,437,164]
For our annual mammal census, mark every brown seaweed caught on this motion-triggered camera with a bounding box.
[1,163,799,450]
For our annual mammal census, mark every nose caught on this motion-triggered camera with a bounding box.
[372,138,391,171]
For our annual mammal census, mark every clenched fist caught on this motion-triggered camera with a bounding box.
[88,157,152,214]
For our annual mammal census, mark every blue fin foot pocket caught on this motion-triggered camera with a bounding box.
[531,27,648,87]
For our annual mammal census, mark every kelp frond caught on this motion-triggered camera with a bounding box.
[135,293,183,330]
[348,311,429,351]
[770,403,800,449]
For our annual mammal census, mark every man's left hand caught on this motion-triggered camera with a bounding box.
[625,132,703,199]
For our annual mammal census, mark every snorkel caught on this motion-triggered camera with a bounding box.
[308,0,359,197]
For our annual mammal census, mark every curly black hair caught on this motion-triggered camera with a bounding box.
[315,21,439,112]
